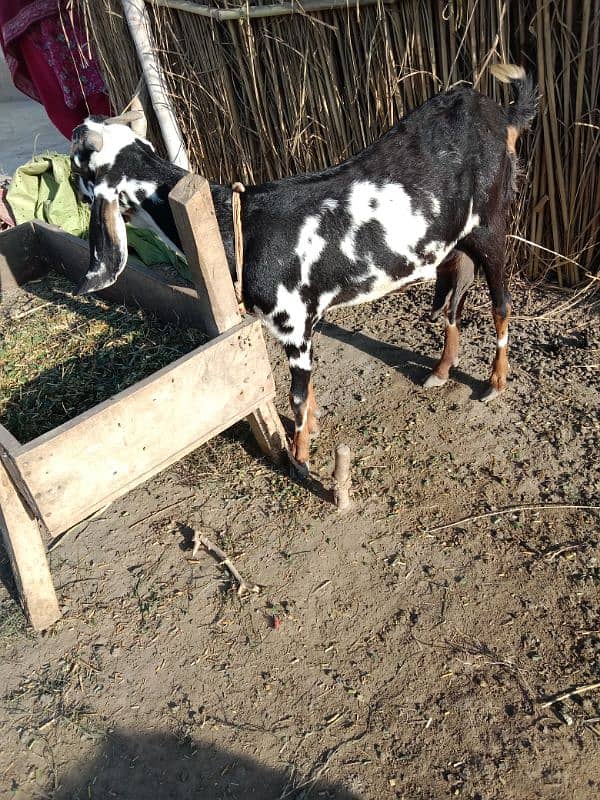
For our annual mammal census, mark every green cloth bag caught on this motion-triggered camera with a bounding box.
[6,152,190,281]
[7,153,90,237]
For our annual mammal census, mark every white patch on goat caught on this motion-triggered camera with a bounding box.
[340,181,428,262]
[322,198,338,212]
[416,198,480,273]
[341,261,438,308]
[296,214,326,286]
[289,344,312,371]
[458,199,480,239]
[430,195,441,215]
[85,119,154,171]
[316,289,339,317]
[497,334,508,348]
[95,176,157,215]
[116,177,158,207]
[93,181,117,201]
[423,239,449,263]
[255,284,308,349]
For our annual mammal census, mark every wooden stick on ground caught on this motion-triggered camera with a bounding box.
[424,503,600,534]
[192,530,259,596]
[0,457,61,631]
[540,680,600,708]
[333,444,352,512]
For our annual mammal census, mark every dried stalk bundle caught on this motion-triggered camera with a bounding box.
[75,0,599,285]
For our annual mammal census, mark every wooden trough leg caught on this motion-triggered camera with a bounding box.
[169,174,288,465]
[247,401,288,464]
[0,460,61,631]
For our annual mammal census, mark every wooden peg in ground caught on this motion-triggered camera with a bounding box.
[333,444,352,511]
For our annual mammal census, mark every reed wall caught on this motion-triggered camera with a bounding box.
[76,1,600,285]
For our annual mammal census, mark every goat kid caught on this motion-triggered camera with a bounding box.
[71,65,536,468]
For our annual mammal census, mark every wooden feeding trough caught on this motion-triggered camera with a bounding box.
[0,174,288,631]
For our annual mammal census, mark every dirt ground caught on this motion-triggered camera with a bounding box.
[1,276,599,800]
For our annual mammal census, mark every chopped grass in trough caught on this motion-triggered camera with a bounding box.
[0,274,208,443]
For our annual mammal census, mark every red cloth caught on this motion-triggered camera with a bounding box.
[0,0,112,138]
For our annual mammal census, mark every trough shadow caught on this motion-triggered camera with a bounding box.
[1,268,196,329]
[216,421,334,504]
[0,540,21,607]
[317,319,488,397]
[0,223,46,306]
[51,728,360,800]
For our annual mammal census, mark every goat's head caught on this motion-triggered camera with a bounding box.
[71,111,155,295]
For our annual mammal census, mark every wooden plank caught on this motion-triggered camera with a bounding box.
[32,222,209,330]
[0,222,46,299]
[247,401,288,464]
[168,175,289,463]
[0,424,21,453]
[169,175,241,337]
[0,459,61,631]
[0,444,48,535]
[11,319,275,535]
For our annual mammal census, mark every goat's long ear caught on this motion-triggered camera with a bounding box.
[76,190,128,295]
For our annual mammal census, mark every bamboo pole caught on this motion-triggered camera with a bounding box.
[147,0,395,22]
[122,0,190,168]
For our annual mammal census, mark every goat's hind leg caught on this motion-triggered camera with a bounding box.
[424,252,474,388]
[459,225,512,402]
[483,300,512,402]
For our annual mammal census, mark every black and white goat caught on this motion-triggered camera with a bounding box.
[71,65,536,466]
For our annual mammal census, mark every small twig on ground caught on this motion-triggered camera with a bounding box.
[12,300,53,320]
[543,542,586,561]
[540,680,600,708]
[191,530,260,597]
[424,503,600,534]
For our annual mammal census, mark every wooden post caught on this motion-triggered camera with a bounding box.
[247,403,288,463]
[333,444,353,512]
[169,174,241,337]
[169,175,288,463]
[0,453,60,631]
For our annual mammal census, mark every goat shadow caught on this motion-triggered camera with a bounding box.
[45,728,360,800]
[316,319,488,398]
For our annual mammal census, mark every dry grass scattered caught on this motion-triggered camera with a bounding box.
[0,274,207,443]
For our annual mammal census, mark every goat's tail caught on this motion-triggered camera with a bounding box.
[490,63,538,132]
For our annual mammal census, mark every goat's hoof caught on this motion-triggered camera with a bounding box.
[481,386,501,403]
[288,453,310,479]
[423,373,448,389]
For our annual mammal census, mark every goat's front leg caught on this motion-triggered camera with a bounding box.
[286,342,319,466]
